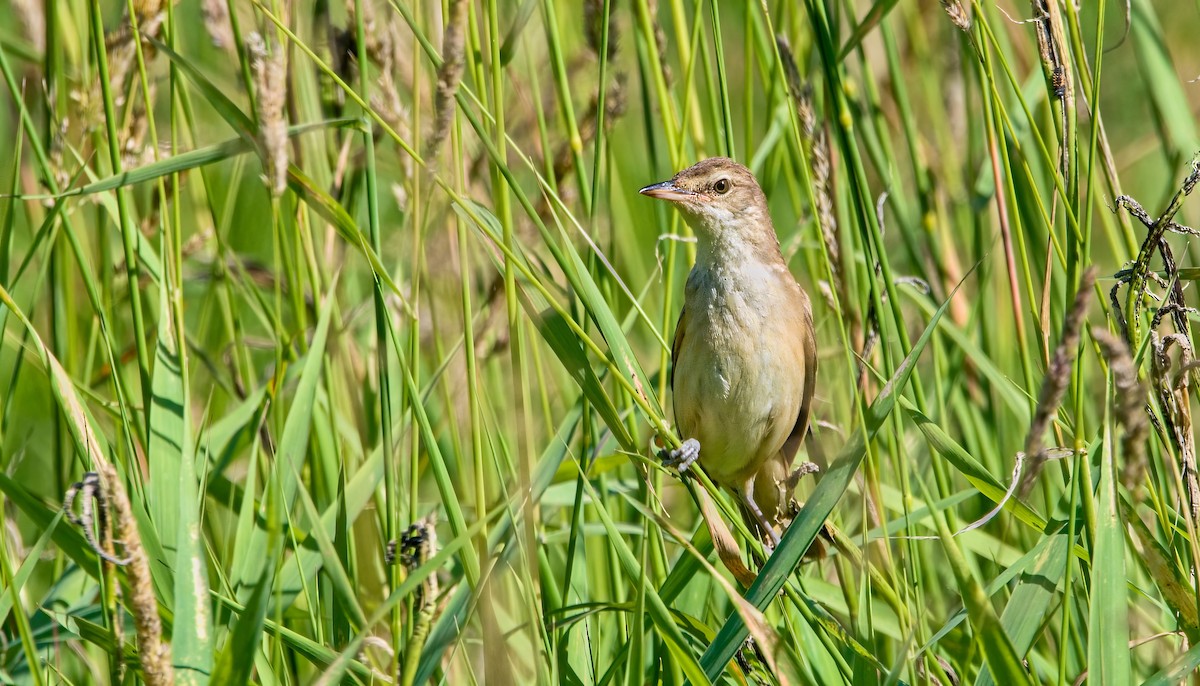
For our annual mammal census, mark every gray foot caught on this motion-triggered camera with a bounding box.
[793,461,820,478]
[784,461,820,491]
[662,438,701,473]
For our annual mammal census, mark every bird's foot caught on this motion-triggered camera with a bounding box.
[793,461,820,478]
[783,461,821,491]
[661,438,701,474]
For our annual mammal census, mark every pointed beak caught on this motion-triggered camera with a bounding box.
[639,180,696,202]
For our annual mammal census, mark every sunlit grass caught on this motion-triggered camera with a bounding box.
[2,0,1200,684]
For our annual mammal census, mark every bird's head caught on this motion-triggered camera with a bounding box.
[639,157,771,242]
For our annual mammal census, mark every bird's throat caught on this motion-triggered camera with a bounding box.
[691,221,786,276]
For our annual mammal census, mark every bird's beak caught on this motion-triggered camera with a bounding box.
[639,180,696,202]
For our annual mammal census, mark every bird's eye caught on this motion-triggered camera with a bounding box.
[713,178,731,194]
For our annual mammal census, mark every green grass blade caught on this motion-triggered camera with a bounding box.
[975,526,1070,686]
[1088,418,1131,683]
[1141,641,1200,686]
[148,265,186,556]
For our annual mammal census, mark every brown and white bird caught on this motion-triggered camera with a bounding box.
[641,157,818,552]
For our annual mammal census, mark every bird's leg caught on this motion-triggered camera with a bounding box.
[739,479,782,553]
[785,461,820,491]
[661,438,701,473]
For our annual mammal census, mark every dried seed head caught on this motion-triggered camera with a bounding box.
[250,32,289,197]
[201,0,235,49]
[131,0,164,22]
[941,1,971,32]
[1019,267,1097,495]
[341,1,412,179]
[11,0,44,53]
[1184,156,1200,196]
[1153,333,1200,525]
[427,0,468,160]
[647,0,671,84]
[776,36,814,136]
[1092,327,1149,493]
[372,72,411,142]
[122,94,151,169]
[550,75,626,197]
[67,469,173,685]
[346,0,394,69]
[103,464,173,686]
[585,0,618,59]
[104,9,166,108]
[777,36,840,288]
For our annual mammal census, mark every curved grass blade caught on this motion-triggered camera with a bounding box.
[1141,640,1200,686]
[31,119,351,201]
[974,526,1069,686]
[907,405,1046,531]
[0,283,109,466]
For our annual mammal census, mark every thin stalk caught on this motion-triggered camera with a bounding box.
[87,0,153,446]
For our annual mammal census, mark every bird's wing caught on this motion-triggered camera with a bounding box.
[780,298,817,464]
[670,304,688,389]
[743,298,817,543]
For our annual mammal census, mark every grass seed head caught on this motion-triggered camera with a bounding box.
[250,32,290,197]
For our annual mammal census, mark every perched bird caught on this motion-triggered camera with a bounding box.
[641,157,818,553]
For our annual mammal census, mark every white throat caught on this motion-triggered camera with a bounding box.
[687,204,780,273]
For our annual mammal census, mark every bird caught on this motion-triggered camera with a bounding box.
[640,157,818,555]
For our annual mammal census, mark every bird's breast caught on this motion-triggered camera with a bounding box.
[672,262,809,485]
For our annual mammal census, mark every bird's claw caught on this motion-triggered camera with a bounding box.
[794,461,820,478]
[784,461,821,491]
[662,438,701,474]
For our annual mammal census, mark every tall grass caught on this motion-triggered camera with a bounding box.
[1,0,1200,683]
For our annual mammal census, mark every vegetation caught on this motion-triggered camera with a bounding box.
[1,0,1200,683]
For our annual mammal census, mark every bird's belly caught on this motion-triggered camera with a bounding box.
[672,313,803,486]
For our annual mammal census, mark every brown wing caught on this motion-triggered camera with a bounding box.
[746,299,817,542]
[780,298,817,463]
[669,304,688,389]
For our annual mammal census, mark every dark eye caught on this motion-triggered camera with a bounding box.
[713,178,731,194]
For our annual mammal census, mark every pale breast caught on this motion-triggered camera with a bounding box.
[672,262,809,486]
